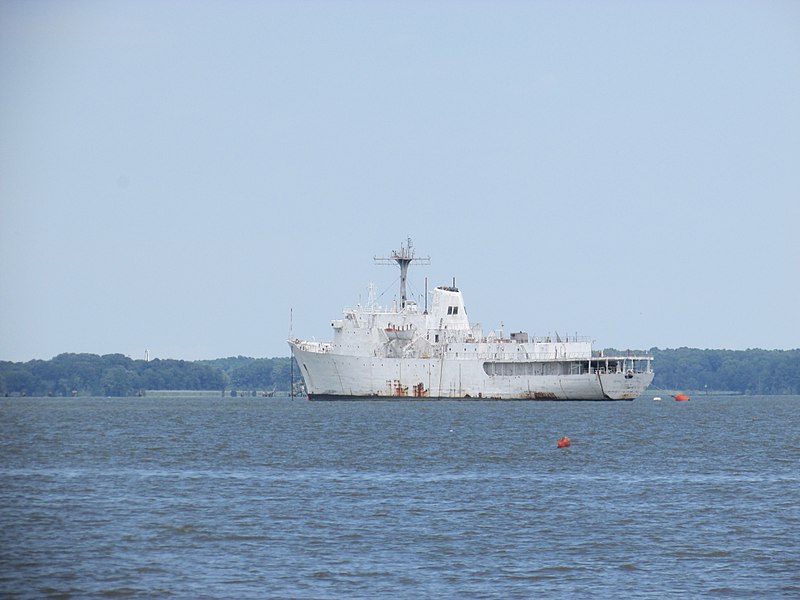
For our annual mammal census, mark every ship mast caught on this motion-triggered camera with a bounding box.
[374,238,430,308]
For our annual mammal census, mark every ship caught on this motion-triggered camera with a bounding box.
[289,240,654,400]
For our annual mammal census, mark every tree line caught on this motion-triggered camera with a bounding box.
[649,347,800,395]
[0,353,298,397]
[1,348,798,397]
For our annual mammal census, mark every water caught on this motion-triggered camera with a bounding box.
[1,395,798,598]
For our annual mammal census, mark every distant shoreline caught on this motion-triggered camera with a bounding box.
[2,349,799,397]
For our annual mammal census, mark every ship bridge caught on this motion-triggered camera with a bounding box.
[429,286,470,331]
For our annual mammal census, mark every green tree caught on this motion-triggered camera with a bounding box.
[101,366,136,397]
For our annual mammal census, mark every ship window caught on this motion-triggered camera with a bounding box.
[447,306,453,315]
[435,334,439,343]
[453,306,459,314]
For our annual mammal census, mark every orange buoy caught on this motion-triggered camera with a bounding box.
[674,393,690,402]
[557,436,571,448]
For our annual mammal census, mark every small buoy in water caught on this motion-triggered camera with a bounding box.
[557,436,571,448]
[653,396,662,401]
[674,393,690,402]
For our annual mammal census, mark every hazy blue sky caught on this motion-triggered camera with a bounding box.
[1,0,798,362]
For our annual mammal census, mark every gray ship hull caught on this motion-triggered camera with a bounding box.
[291,343,654,401]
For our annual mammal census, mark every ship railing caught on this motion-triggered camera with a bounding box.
[589,356,654,374]
[344,304,421,316]
[444,351,594,361]
[439,351,652,370]
[590,366,653,375]
[592,351,654,358]
[529,335,593,344]
[294,340,332,353]
[483,335,594,344]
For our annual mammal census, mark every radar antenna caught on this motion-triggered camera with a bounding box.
[374,237,430,308]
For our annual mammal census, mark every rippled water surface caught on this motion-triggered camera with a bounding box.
[1,395,799,598]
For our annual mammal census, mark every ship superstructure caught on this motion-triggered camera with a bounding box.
[289,240,653,400]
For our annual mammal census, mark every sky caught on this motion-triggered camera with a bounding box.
[1,0,798,362]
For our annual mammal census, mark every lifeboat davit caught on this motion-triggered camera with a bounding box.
[674,393,690,402]
[557,436,571,448]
